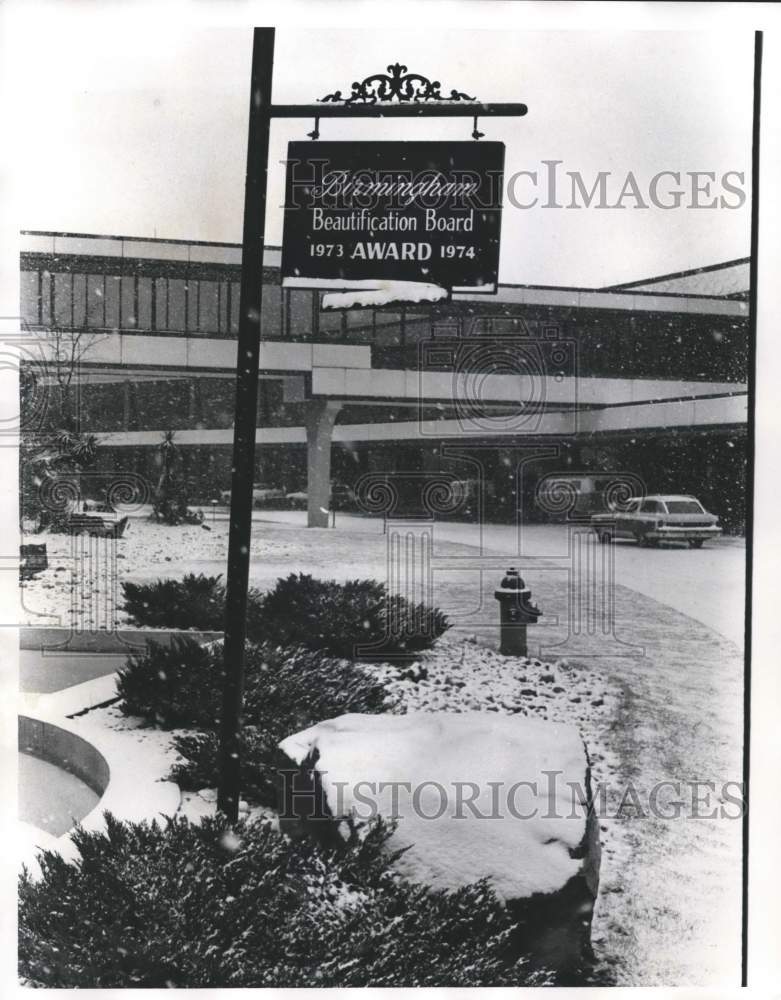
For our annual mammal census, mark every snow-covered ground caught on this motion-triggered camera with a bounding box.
[19,513,745,648]
[252,512,747,648]
[18,514,745,986]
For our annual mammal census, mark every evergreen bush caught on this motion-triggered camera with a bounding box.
[19,813,551,988]
[117,637,392,805]
[121,572,450,658]
[121,574,225,632]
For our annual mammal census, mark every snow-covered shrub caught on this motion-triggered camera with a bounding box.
[19,813,551,988]
[119,638,391,729]
[256,573,450,657]
[121,573,226,631]
[117,638,392,804]
[170,727,284,806]
[117,636,221,728]
[121,572,449,659]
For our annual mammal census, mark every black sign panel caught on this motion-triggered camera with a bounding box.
[281,141,505,291]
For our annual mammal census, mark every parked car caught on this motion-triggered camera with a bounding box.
[591,494,721,548]
[285,490,308,510]
[284,483,355,511]
[219,484,287,507]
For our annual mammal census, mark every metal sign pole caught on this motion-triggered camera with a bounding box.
[217,39,527,820]
[218,27,275,821]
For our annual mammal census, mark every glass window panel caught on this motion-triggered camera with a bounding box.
[86,275,105,328]
[155,278,168,329]
[20,271,39,326]
[404,318,432,343]
[53,274,72,327]
[121,275,137,329]
[261,285,281,338]
[218,281,228,334]
[105,276,121,330]
[318,293,342,332]
[198,281,219,334]
[137,277,152,330]
[374,322,403,346]
[229,281,240,333]
[288,290,312,337]
[345,309,372,329]
[374,311,402,344]
[184,282,192,332]
[41,272,52,325]
[665,500,704,514]
[72,274,86,328]
[167,279,186,331]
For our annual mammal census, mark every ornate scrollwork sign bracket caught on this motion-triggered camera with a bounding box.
[319,62,478,106]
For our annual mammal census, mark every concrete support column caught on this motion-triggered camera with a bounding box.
[305,399,342,528]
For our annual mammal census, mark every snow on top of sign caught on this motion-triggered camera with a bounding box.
[322,281,448,309]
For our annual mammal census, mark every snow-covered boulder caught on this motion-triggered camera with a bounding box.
[277,712,600,976]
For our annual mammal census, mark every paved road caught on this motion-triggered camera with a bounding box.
[257,512,746,649]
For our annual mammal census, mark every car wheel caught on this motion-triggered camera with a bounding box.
[689,539,704,549]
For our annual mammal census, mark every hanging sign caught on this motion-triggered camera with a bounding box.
[281,141,505,293]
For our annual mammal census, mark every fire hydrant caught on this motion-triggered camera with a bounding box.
[494,567,541,657]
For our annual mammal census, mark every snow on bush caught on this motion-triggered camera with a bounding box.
[120,572,450,659]
[19,813,552,988]
[122,573,225,631]
[117,637,393,805]
[258,573,450,658]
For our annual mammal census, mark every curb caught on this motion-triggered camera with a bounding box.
[20,627,223,653]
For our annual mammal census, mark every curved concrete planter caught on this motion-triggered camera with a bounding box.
[19,693,181,877]
[19,715,111,800]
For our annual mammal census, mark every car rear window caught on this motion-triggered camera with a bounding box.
[664,500,704,514]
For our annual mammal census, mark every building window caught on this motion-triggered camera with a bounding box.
[155,277,168,330]
[345,307,374,342]
[229,281,240,334]
[318,293,341,336]
[41,272,52,326]
[72,274,86,328]
[218,280,228,335]
[86,275,106,328]
[405,309,433,343]
[261,284,282,338]
[287,289,312,339]
[168,279,186,331]
[137,277,153,330]
[20,270,40,326]
[198,280,219,335]
[53,273,73,327]
[121,275,137,328]
[105,276,121,330]
[374,310,403,345]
